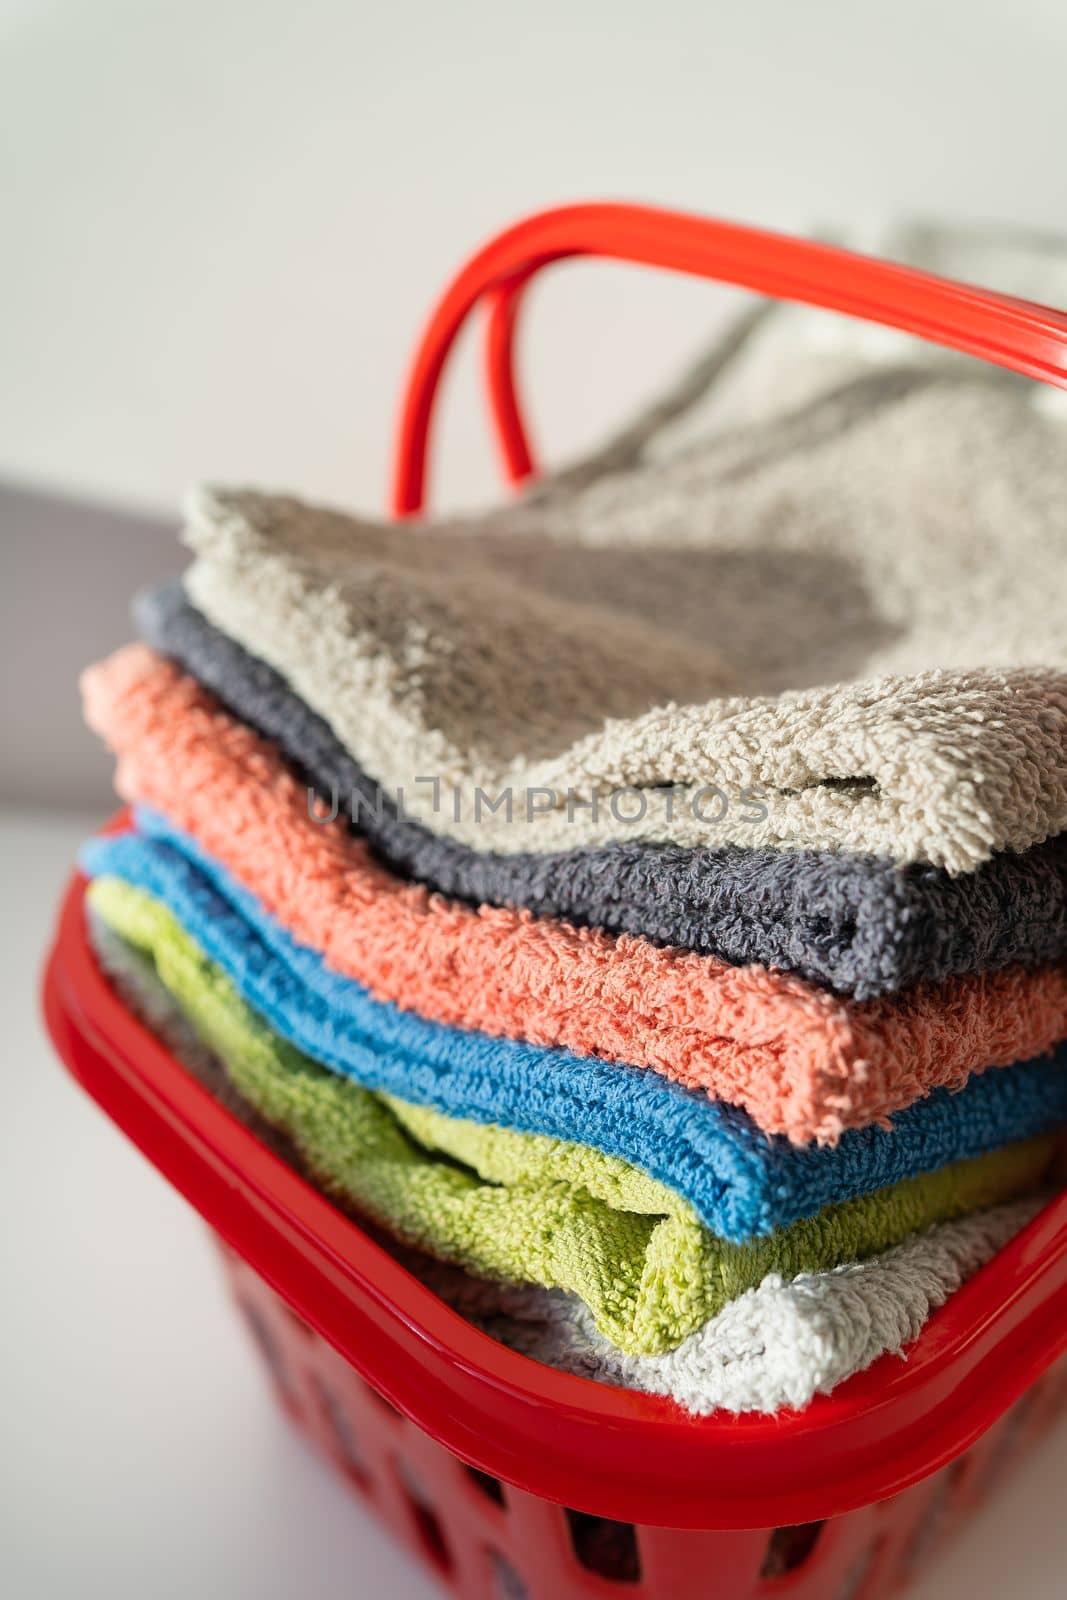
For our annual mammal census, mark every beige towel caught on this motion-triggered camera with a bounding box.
[183,221,1067,873]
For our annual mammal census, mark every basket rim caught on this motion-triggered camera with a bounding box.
[41,837,1067,1529]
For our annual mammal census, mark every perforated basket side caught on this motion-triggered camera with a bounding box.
[220,1244,1067,1600]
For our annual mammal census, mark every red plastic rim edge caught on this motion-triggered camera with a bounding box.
[390,200,1067,516]
[42,846,1067,1529]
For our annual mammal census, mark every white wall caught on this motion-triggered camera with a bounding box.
[4,0,1067,521]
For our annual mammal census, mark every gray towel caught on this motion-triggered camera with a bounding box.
[135,580,1067,999]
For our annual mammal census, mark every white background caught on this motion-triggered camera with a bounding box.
[6,0,1067,521]
[5,2,1067,1595]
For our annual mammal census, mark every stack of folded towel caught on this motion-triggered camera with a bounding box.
[80,220,1067,1416]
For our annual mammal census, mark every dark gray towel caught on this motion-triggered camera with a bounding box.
[135,581,1067,999]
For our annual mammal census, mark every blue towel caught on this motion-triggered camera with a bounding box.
[80,815,1067,1243]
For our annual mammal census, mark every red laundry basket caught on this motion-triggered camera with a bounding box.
[42,203,1067,1600]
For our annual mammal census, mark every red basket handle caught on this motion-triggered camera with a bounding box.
[390,200,1067,517]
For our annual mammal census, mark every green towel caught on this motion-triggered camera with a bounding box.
[88,876,1055,1356]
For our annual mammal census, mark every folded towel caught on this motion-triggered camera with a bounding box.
[89,905,1045,1414]
[86,874,1053,1358]
[80,829,1067,1242]
[179,287,1067,872]
[82,646,1067,1145]
[417,1197,1045,1415]
[136,582,1067,1001]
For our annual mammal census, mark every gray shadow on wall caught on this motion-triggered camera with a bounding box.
[1,482,179,811]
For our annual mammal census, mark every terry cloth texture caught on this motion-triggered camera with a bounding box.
[87,908,1045,1413]
[79,827,1067,1243]
[178,216,1067,877]
[85,874,1053,1357]
[86,910,307,1168]
[137,583,1067,1001]
[418,1197,1045,1414]
[82,645,1067,1146]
